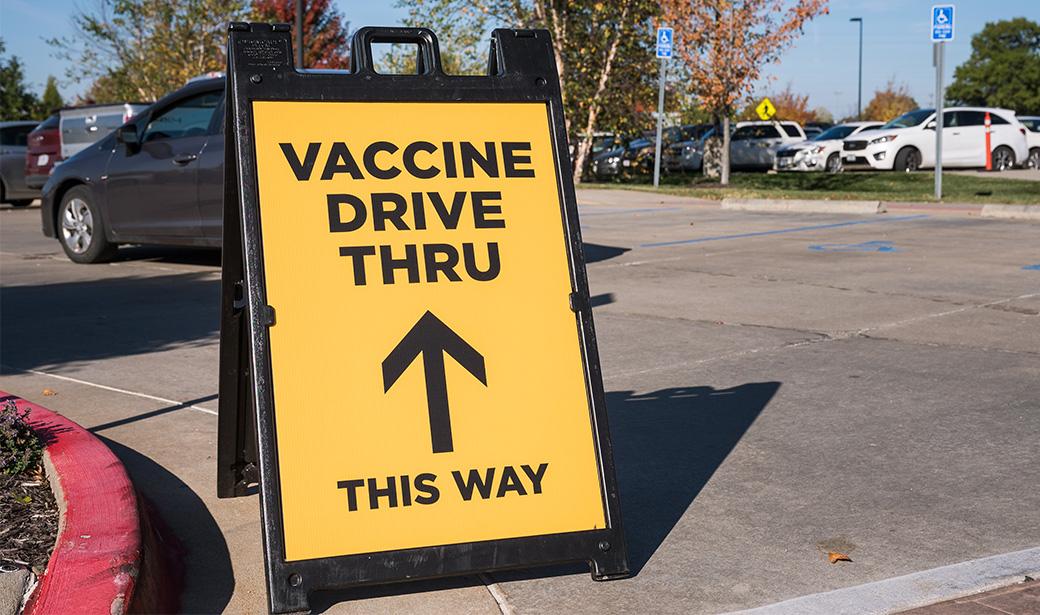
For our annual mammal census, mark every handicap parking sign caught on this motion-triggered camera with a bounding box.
[656,27,673,59]
[931,5,954,41]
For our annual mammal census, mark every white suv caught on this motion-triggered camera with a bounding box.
[775,121,883,172]
[842,107,1029,172]
[1018,116,1040,169]
[730,121,806,170]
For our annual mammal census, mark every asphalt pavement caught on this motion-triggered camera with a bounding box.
[1,191,1038,614]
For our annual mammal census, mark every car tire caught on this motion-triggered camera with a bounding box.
[57,186,118,264]
[893,147,921,173]
[991,146,1015,172]
[825,153,841,173]
[1028,148,1040,170]
[8,199,34,207]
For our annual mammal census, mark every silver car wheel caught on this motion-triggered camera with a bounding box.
[61,198,93,254]
[992,147,1014,171]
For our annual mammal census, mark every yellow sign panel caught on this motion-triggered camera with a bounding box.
[756,97,776,121]
[251,101,607,562]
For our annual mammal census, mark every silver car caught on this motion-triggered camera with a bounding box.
[1,120,40,207]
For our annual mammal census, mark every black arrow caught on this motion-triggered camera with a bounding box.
[382,311,487,454]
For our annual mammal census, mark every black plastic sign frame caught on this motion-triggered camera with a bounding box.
[218,22,628,613]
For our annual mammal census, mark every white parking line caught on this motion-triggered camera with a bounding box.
[726,546,1040,615]
[0,364,218,416]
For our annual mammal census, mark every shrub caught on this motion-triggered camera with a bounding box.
[1,401,43,476]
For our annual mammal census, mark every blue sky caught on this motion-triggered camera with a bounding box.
[1,0,1035,115]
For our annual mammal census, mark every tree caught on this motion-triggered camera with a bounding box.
[738,84,814,124]
[251,0,350,68]
[662,0,828,184]
[385,0,492,75]
[513,1,659,185]
[812,106,833,124]
[947,18,1040,114]
[863,79,917,122]
[39,76,64,114]
[385,1,658,186]
[50,0,247,103]
[0,39,40,120]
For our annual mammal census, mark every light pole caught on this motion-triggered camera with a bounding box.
[850,17,863,119]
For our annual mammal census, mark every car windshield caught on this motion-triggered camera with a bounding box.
[1021,118,1040,132]
[591,135,616,153]
[813,125,857,141]
[883,109,934,129]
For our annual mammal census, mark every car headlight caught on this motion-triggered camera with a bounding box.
[809,145,825,154]
[869,135,898,145]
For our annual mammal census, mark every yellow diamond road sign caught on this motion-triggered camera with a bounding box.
[756,97,776,121]
[251,101,609,562]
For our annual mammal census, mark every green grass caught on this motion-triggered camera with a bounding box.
[587,171,1040,205]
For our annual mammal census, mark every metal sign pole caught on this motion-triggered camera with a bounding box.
[934,41,944,200]
[653,57,666,188]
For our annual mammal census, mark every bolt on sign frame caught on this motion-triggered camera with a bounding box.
[217,22,628,613]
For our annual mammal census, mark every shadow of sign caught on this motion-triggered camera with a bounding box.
[0,272,219,372]
[583,243,630,264]
[609,382,781,573]
[98,437,234,614]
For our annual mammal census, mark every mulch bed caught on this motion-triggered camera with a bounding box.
[0,469,59,574]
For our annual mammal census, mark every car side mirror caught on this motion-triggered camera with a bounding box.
[925,121,936,130]
[117,125,141,150]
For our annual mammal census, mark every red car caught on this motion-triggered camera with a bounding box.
[25,113,60,189]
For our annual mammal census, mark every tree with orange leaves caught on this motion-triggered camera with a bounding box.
[661,0,828,184]
[252,0,351,69]
[738,84,815,124]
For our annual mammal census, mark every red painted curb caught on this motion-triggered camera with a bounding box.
[1,391,142,615]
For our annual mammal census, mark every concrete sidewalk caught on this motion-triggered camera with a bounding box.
[901,578,1040,614]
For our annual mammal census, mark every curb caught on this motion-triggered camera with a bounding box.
[0,391,142,615]
[980,204,1040,220]
[721,198,885,215]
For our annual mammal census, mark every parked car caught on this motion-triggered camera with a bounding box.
[590,136,634,179]
[41,78,224,262]
[60,103,148,160]
[775,121,883,173]
[842,107,1029,172]
[1018,116,1040,169]
[25,113,60,189]
[25,103,147,190]
[662,124,713,173]
[1,121,40,206]
[729,121,806,170]
[663,125,727,173]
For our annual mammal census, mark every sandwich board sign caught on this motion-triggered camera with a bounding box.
[216,23,628,613]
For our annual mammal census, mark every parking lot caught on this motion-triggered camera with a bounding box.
[1,190,1038,614]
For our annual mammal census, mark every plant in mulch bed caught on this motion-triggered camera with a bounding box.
[0,401,59,574]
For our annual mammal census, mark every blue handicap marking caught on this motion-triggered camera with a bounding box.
[809,240,898,253]
[931,5,954,41]
[1023,264,1040,271]
[656,27,673,58]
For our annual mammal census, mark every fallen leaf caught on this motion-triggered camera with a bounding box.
[828,552,852,564]
[42,388,56,396]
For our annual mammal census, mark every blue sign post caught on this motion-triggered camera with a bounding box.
[656,27,673,59]
[653,27,673,187]
[931,5,954,199]
[931,5,954,42]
